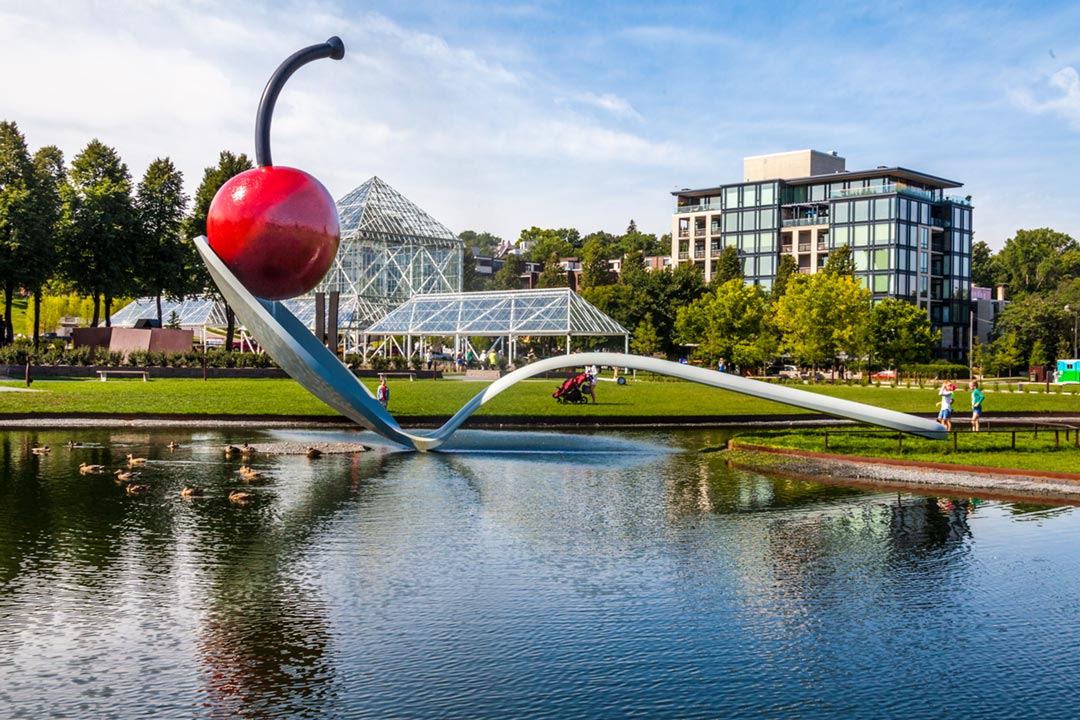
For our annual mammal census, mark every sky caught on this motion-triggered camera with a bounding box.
[2,0,1079,250]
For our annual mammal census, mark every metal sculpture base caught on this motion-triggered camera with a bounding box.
[196,237,946,451]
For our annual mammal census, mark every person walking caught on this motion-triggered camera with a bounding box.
[376,377,390,409]
[969,380,985,432]
[936,381,954,431]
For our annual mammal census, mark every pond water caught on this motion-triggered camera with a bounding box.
[2,426,1079,718]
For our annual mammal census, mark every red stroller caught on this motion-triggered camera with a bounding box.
[553,373,591,404]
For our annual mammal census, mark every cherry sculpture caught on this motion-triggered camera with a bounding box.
[207,37,345,300]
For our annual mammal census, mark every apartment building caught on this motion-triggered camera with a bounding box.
[671,150,973,360]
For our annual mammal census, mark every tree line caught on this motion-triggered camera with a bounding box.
[970,229,1080,375]
[0,119,255,348]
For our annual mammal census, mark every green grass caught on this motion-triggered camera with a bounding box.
[730,427,1080,474]
[0,375,1077,419]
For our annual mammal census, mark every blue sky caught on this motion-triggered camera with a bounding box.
[2,1,1079,249]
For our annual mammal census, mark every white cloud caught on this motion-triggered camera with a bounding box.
[1012,66,1080,130]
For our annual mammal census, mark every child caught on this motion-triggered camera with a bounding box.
[969,380,984,432]
[937,381,954,431]
[376,377,390,408]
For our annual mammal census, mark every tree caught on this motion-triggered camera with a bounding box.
[461,248,486,291]
[991,331,1023,377]
[712,246,742,286]
[60,139,139,326]
[630,313,663,356]
[993,294,1073,370]
[771,254,798,299]
[135,157,189,324]
[579,236,612,290]
[618,220,664,256]
[184,150,253,350]
[675,278,771,370]
[28,145,65,346]
[775,272,871,369]
[971,240,995,289]
[536,251,567,288]
[823,244,855,276]
[492,253,522,290]
[993,228,1080,297]
[517,227,577,262]
[458,230,502,256]
[0,121,36,344]
[867,298,939,371]
[1029,338,1049,368]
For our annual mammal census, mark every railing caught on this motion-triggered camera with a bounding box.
[694,229,706,237]
[678,231,689,238]
[781,244,793,253]
[819,422,1080,453]
[693,249,706,259]
[677,252,689,260]
[675,203,719,214]
[830,183,940,202]
[782,216,829,227]
[945,195,972,206]
[798,243,811,252]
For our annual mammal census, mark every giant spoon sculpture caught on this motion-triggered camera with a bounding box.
[197,36,947,452]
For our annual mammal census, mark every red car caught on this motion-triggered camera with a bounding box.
[871,369,897,380]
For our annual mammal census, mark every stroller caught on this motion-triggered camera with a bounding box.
[553,373,591,404]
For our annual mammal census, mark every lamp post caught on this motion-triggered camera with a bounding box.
[1066,305,1079,359]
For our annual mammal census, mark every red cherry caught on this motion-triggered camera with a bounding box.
[207,166,339,300]
[206,36,345,301]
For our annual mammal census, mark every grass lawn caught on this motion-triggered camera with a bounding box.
[729,426,1080,474]
[1,375,1078,419]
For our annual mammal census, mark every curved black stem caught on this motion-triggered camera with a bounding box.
[255,36,345,167]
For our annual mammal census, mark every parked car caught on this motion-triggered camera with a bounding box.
[779,364,801,379]
[871,369,897,380]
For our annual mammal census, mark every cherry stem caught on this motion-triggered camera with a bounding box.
[255,36,345,167]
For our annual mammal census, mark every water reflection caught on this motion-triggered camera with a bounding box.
[1,427,1078,719]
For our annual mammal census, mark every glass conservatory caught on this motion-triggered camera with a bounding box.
[311,176,463,352]
[364,287,630,364]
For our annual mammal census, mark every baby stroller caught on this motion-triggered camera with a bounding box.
[553,373,590,404]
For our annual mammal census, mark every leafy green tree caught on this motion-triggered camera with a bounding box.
[517,227,577,262]
[630,313,663,356]
[0,121,36,343]
[1029,338,1049,368]
[971,240,995,288]
[458,230,502,256]
[991,331,1023,377]
[618,219,664,256]
[867,298,939,371]
[59,139,139,327]
[26,145,65,346]
[993,294,1073,370]
[184,150,253,350]
[675,278,771,369]
[579,236,612,290]
[971,337,988,376]
[993,228,1080,297]
[492,253,522,290]
[712,246,742,286]
[461,248,487,291]
[536,251,567,288]
[775,272,871,369]
[771,254,798,299]
[823,244,855,276]
[135,157,188,324]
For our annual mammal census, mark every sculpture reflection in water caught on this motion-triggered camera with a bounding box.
[195,237,946,452]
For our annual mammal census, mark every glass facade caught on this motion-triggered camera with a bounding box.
[673,169,973,361]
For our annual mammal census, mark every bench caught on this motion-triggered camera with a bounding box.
[97,370,150,382]
[378,372,415,382]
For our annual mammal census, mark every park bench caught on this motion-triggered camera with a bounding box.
[378,372,416,382]
[97,370,150,382]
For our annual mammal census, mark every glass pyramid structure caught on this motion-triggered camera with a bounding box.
[313,176,463,344]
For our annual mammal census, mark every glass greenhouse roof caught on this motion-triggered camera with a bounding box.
[109,297,228,328]
[336,176,459,242]
[365,288,629,337]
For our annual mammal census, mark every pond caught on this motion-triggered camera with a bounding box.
[1,426,1079,718]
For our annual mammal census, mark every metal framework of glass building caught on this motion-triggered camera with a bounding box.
[364,288,630,364]
[311,176,463,352]
[109,297,239,345]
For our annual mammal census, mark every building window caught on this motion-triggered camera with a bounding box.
[759,255,775,276]
[760,183,775,205]
[833,202,850,224]
[853,200,870,223]
[853,225,869,246]
[873,274,889,293]
[874,248,890,270]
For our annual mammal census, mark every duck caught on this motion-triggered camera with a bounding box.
[238,465,264,481]
[167,441,181,450]
[224,445,242,458]
[126,454,148,467]
[240,443,257,459]
[115,469,142,482]
[79,462,107,474]
[125,483,150,495]
[228,490,254,504]
[31,446,51,455]
[180,486,204,498]
[306,447,324,459]
[67,441,84,448]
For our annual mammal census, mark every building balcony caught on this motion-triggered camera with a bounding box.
[781,243,793,253]
[694,229,706,237]
[693,250,706,259]
[677,252,689,260]
[674,202,719,214]
[830,183,939,202]
[798,243,811,252]
[781,216,829,227]
[678,231,689,238]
